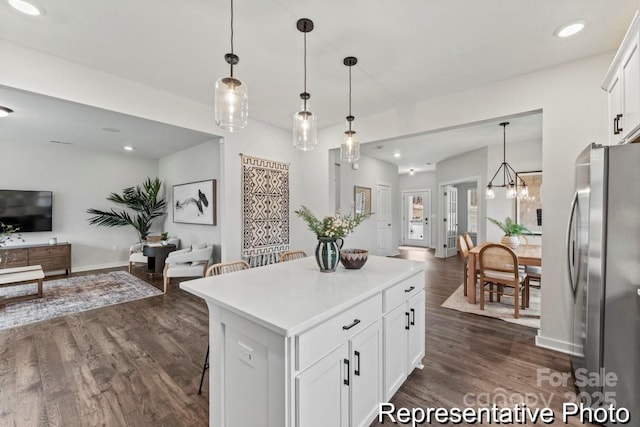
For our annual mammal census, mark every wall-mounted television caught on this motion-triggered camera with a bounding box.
[0,190,53,232]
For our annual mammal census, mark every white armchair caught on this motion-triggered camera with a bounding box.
[162,244,214,293]
[128,237,180,273]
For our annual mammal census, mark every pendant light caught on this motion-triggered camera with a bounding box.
[214,0,248,132]
[485,122,528,199]
[293,18,317,151]
[340,56,360,162]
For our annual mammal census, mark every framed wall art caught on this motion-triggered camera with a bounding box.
[515,171,542,234]
[354,185,371,216]
[173,179,216,225]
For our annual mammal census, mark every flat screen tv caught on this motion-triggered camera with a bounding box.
[0,190,53,232]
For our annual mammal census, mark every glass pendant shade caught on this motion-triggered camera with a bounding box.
[215,76,248,131]
[293,102,317,151]
[340,131,360,162]
[506,182,517,199]
[485,185,495,200]
[518,184,529,199]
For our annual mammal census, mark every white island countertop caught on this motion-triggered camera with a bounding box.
[180,255,424,337]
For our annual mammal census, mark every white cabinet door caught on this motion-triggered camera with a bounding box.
[382,304,407,400]
[608,72,623,145]
[622,34,640,141]
[407,291,426,371]
[350,320,382,427]
[296,344,349,427]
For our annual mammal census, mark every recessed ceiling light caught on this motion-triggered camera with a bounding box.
[409,169,415,176]
[393,153,401,158]
[102,127,121,133]
[8,0,45,16]
[554,20,586,38]
[123,146,135,151]
[50,140,74,145]
[0,106,13,118]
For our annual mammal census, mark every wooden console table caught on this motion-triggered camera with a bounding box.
[0,243,71,276]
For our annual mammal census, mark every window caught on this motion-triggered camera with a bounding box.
[467,188,478,233]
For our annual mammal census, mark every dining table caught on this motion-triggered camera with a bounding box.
[467,243,542,304]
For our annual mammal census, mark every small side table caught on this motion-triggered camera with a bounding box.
[143,244,177,278]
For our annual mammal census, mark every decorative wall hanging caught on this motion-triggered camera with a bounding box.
[515,170,542,234]
[241,155,290,266]
[173,179,216,225]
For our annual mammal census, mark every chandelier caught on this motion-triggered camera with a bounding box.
[486,122,528,199]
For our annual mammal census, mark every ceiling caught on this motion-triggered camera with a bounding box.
[361,111,543,174]
[1,0,637,132]
[0,86,217,159]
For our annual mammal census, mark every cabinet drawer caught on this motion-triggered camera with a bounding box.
[30,256,69,271]
[0,248,28,262]
[383,272,423,313]
[29,245,70,258]
[296,293,382,372]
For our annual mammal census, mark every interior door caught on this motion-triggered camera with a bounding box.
[443,186,458,257]
[376,183,392,256]
[403,191,430,247]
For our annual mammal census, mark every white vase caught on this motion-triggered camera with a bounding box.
[501,235,519,249]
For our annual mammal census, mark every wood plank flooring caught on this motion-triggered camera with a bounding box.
[0,251,595,426]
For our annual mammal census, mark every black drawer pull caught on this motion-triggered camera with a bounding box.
[404,286,415,293]
[344,359,350,385]
[405,312,410,330]
[410,308,416,326]
[354,351,361,376]
[342,319,361,330]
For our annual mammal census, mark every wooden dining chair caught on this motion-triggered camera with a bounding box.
[518,235,540,302]
[279,250,307,263]
[198,259,250,395]
[463,233,475,250]
[478,243,529,319]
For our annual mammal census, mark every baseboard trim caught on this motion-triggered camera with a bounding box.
[535,333,581,356]
[72,261,128,273]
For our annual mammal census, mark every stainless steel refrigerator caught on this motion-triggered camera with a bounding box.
[567,143,639,424]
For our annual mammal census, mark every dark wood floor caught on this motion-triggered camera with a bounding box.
[0,251,594,426]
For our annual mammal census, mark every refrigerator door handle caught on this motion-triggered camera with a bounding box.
[566,191,579,295]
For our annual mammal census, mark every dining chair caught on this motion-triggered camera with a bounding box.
[478,243,529,319]
[198,259,250,395]
[463,232,475,250]
[279,250,307,263]
[518,235,541,302]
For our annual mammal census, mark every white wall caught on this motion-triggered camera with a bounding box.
[0,141,158,271]
[314,52,612,354]
[158,140,221,261]
[329,151,400,254]
[486,139,542,242]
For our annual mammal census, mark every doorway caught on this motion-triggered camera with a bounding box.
[436,176,482,258]
[402,190,431,247]
[376,182,392,256]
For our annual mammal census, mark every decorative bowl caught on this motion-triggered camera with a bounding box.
[339,249,369,270]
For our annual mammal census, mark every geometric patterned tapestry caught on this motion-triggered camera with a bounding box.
[241,155,290,267]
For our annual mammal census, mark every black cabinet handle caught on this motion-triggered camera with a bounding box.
[410,308,416,326]
[354,351,361,376]
[616,113,624,134]
[342,319,361,330]
[404,286,415,293]
[344,359,350,385]
[405,312,410,330]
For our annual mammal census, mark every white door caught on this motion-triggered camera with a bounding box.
[403,191,430,247]
[376,183,392,256]
[443,186,458,257]
[296,344,349,427]
[349,320,382,427]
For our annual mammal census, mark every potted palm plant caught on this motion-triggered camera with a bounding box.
[86,177,167,242]
[487,217,530,249]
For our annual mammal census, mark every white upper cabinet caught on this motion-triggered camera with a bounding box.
[603,11,640,145]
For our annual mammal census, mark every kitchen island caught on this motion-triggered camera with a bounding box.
[181,255,425,427]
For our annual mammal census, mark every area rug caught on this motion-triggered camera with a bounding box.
[441,284,540,329]
[0,271,162,330]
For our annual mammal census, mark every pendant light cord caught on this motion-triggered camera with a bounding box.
[348,66,352,132]
[303,31,307,111]
[230,0,235,77]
